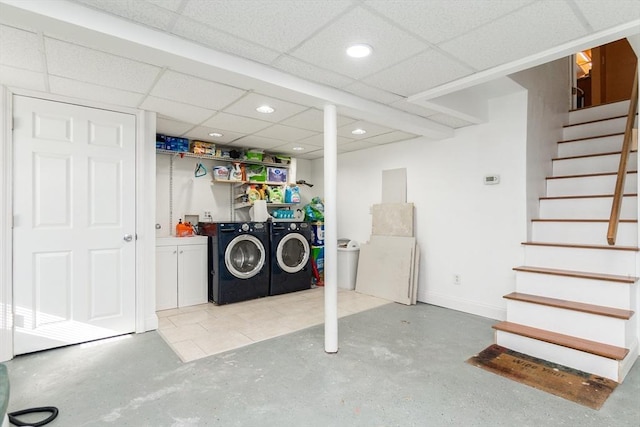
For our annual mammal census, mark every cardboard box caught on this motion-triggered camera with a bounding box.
[157,134,189,152]
[190,140,215,155]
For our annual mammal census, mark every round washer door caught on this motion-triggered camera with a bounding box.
[225,234,266,279]
[276,233,310,274]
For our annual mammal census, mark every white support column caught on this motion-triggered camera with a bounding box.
[323,104,338,353]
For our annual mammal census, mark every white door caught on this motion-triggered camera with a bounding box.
[12,95,137,355]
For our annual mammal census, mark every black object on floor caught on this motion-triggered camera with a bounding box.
[8,406,58,426]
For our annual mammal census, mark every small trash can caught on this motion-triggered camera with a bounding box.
[337,239,360,290]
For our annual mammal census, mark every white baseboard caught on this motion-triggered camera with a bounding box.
[418,291,506,320]
[144,314,158,332]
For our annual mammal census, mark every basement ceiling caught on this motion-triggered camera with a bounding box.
[0,0,639,159]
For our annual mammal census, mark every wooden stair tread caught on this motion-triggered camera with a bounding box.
[546,170,637,180]
[568,99,630,113]
[493,321,629,360]
[531,218,637,223]
[512,266,637,283]
[553,150,631,161]
[503,292,634,319]
[522,241,639,251]
[559,131,624,143]
[540,193,637,200]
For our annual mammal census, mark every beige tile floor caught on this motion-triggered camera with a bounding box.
[156,287,390,362]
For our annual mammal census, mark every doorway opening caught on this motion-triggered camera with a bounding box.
[574,38,637,109]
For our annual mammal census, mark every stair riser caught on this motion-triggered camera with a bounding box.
[563,117,627,140]
[568,101,630,125]
[546,173,637,197]
[495,331,622,381]
[553,152,637,176]
[539,196,637,219]
[515,271,636,310]
[531,221,638,246]
[505,300,634,347]
[558,134,624,157]
[524,245,637,276]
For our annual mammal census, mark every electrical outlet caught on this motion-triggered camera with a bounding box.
[453,274,461,285]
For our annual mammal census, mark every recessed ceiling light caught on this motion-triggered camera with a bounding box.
[351,128,367,135]
[256,105,275,114]
[346,44,372,58]
[292,146,305,151]
[208,132,223,137]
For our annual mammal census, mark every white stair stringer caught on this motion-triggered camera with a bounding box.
[495,329,638,382]
[496,100,640,384]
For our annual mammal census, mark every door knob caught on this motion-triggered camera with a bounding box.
[123,234,133,242]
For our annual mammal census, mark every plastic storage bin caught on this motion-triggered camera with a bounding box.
[337,239,360,290]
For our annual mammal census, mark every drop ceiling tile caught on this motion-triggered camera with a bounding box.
[181,0,351,52]
[342,81,404,104]
[574,0,640,30]
[280,108,356,133]
[140,96,216,124]
[338,139,381,153]
[0,25,43,71]
[290,6,428,80]
[172,17,281,65]
[231,134,290,151]
[151,70,247,111]
[270,55,355,88]
[295,149,324,160]
[364,0,534,44]
[45,38,161,93]
[202,112,272,134]
[428,113,474,129]
[358,131,417,145]
[74,0,178,31]
[268,142,324,156]
[438,0,587,70]
[223,92,307,123]
[183,126,246,144]
[297,133,355,148]
[390,100,440,118]
[254,124,318,142]
[156,117,197,136]
[363,49,474,96]
[146,0,184,12]
[49,76,145,108]
[0,65,46,91]
[337,120,394,139]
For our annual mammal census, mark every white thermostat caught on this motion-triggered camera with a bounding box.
[484,175,500,185]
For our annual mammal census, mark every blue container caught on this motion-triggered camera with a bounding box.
[310,222,324,246]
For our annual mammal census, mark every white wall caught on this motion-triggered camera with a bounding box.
[510,58,570,238]
[312,91,530,320]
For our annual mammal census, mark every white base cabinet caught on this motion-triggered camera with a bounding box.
[156,236,208,310]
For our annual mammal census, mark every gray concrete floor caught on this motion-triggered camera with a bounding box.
[5,303,640,426]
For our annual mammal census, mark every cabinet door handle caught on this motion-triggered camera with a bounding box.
[179,250,184,254]
[173,250,177,254]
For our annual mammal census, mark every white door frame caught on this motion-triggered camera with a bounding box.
[0,87,157,362]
